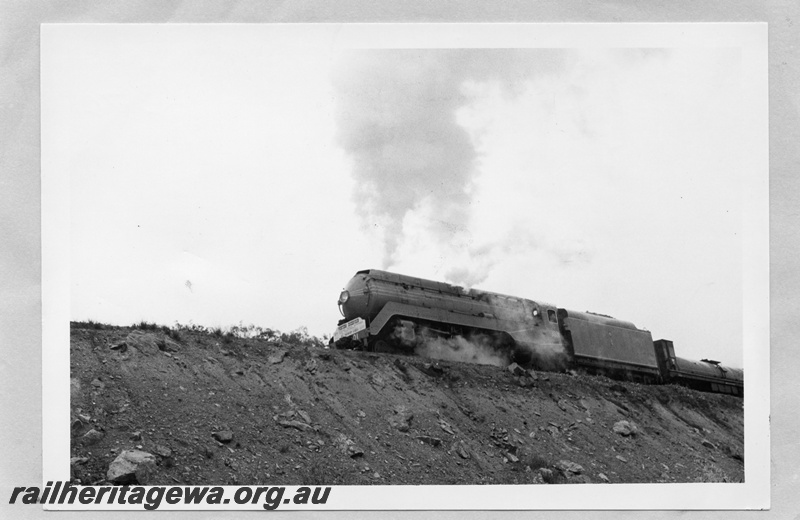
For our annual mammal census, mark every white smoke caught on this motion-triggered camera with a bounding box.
[511,327,570,372]
[385,291,571,371]
[410,329,510,368]
[479,292,570,371]
[331,49,580,286]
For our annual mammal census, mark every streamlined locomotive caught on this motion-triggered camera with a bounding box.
[333,269,743,396]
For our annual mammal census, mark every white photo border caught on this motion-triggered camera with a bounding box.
[41,22,769,510]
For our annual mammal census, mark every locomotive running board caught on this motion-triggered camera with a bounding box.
[368,301,520,339]
[369,302,540,345]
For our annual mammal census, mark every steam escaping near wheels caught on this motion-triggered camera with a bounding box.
[391,326,511,368]
[416,334,509,367]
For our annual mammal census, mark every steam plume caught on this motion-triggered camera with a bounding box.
[331,49,566,283]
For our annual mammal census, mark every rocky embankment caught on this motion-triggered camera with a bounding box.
[70,323,744,486]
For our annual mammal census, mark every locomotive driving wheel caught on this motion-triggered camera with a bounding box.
[367,335,395,354]
[373,339,393,353]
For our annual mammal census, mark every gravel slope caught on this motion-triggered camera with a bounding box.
[69,324,744,486]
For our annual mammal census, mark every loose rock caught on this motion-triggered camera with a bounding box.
[297,410,312,424]
[507,363,527,377]
[278,420,313,432]
[416,436,442,447]
[539,468,556,483]
[439,418,455,435]
[152,445,173,458]
[305,359,318,374]
[348,445,364,458]
[456,441,470,459]
[555,460,584,474]
[212,430,234,443]
[387,406,413,432]
[613,420,638,437]
[107,450,157,484]
[517,375,536,388]
[335,433,364,458]
[158,336,181,352]
[123,331,164,355]
[81,429,104,445]
[268,351,286,364]
[420,363,444,376]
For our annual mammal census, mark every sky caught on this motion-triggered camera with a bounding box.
[44,25,758,367]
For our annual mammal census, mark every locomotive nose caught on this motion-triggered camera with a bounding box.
[338,273,370,320]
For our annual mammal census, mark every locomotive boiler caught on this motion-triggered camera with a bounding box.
[333,269,743,396]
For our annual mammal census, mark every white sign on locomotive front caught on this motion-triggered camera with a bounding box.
[333,317,366,342]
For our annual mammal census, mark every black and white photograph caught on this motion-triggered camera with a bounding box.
[37,22,768,510]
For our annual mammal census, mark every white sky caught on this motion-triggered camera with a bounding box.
[45,25,762,367]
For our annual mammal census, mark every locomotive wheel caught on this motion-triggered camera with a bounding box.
[512,347,533,366]
[333,336,357,350]
[372,339,393,354]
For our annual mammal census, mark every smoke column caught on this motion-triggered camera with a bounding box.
[331,49,565,284]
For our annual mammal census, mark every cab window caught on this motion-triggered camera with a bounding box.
[547,310,557,323]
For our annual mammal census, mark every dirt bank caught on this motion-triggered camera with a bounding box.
[69,323,744,486]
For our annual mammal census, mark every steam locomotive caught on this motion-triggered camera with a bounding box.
[332,269,743,397]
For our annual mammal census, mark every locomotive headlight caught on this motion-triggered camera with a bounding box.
[338,290,350,305]
[532,308,539,317]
